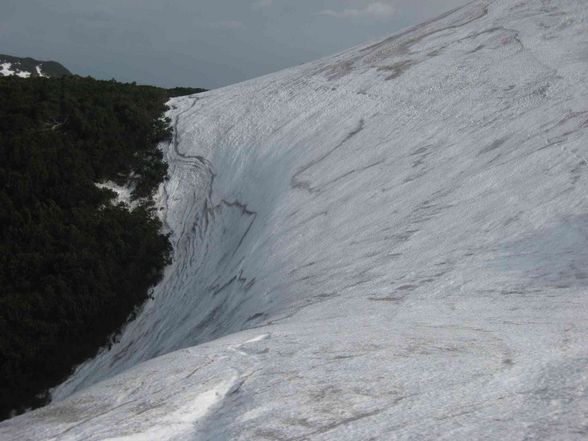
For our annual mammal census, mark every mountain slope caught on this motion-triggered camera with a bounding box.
[0,54,71,78]
[2,0,588,439]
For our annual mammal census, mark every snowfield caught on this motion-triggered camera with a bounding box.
[2,0,588,439]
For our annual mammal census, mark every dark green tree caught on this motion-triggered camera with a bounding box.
[0,75,196,419]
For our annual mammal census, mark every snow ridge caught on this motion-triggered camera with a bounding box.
[2,0,588,439]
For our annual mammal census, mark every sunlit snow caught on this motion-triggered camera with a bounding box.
[1,61,32,78]
[1,0,587,439]
[36,65,48,78]
[0,63,14,76]
[95,181,136,209]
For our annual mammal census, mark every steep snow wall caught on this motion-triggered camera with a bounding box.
[2,0,588,439]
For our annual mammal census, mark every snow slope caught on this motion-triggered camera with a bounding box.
[2,0,588,439]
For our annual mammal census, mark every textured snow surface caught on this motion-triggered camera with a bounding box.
[3,0,588,439]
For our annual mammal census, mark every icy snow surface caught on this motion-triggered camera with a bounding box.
[2,0,588,439]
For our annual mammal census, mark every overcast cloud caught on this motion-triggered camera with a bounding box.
[0,0,468,89]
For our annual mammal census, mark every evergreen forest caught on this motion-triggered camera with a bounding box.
[0,75,201,419]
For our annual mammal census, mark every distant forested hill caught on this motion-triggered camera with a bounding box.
[0,75,204,419]
[0,54,72,78]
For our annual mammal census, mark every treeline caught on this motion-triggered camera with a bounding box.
[0,75,201,419]
[167,86,207,97]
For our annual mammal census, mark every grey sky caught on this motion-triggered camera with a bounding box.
[0,1,468,89]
